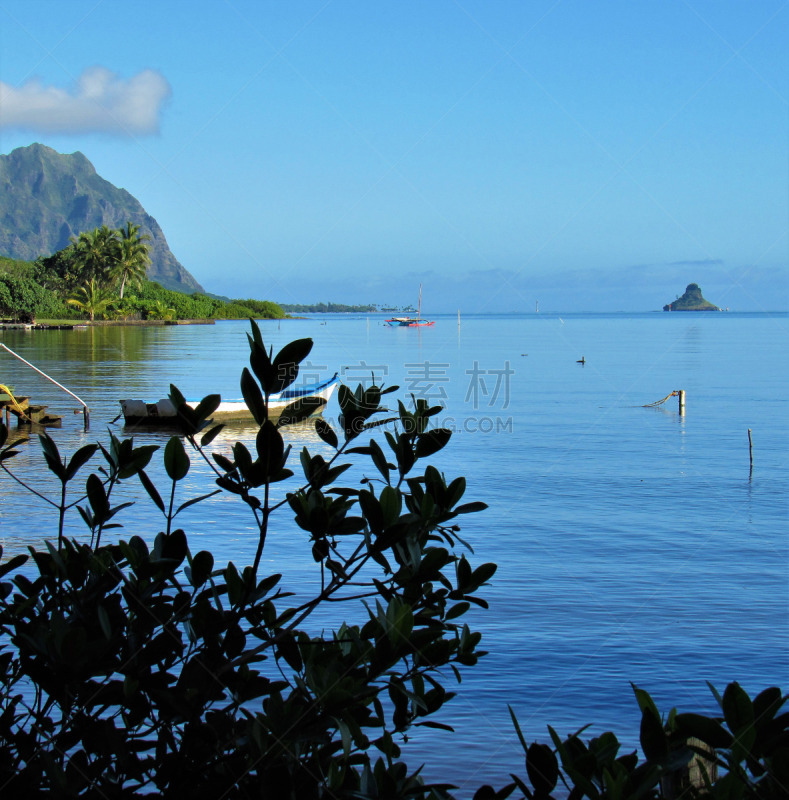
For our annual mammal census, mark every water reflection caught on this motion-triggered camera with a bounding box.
[120,417,328,449]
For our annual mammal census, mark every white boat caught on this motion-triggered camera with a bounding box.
[120,373,339,425]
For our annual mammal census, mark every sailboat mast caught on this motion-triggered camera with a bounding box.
[418,284,422,318]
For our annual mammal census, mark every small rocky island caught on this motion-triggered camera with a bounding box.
[663,283,720,311]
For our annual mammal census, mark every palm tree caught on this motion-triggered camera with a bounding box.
[146,300,176,321]
[71,225,119,285]
[111,222,151,299]
[67,278,114,322]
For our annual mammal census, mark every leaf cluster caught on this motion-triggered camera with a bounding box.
[473,683,788,800]
[0,321,495,798]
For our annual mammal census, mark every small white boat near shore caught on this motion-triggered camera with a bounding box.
[120,373,339,425]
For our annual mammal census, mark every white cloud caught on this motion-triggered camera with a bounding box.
[0,67,171,135]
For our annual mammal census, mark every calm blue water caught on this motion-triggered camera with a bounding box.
[1,313,787,795]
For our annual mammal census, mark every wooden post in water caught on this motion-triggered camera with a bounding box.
[748,428,753,476]
[678,390,686,416]
[661,737,718,799]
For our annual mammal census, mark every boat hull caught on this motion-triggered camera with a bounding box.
[386,318,435,327]
[120,375,339,426]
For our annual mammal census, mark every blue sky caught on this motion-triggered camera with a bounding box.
[1,0,786,312]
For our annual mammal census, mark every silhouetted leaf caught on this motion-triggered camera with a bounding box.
[369,439,391,481]
[278,634,302,672]
[455,501,488,514]
[193,394,221,421]
[139,469,165,512]
[186,550,214,587]
[271,338,313,393]
[723,682,756,755]
[118,444,158,479]
[632,684,661,720]
[169,384,187,408]
[256,420,285,479]
[212,453,235,473]
[0,553,28,579]
[248,339,274,389]
[65,443,98,480]
[200,424,225,448]
[675,713,733,749]
[39,433,66,480]
[315,418,338,448]
[753,687,784,726]
[472,562,497,586]
[176,490,221,516]
[723,682,754,733]
[415,428,452,458]
[640,708,668,762]
[526,742,559,795]
[86,473,108,516]
[276,397,325,427]
[241,367,266,425]
[164,436,190,481]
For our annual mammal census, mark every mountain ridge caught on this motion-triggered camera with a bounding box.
[0,143,203,293]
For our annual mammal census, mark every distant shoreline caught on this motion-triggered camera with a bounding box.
[0,317,308,329]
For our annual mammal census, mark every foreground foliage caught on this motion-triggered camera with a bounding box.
[491,682,788,800]
[0,322,492,797]
[0,324,785,798]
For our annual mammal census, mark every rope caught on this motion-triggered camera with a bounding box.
[642,390,678,408]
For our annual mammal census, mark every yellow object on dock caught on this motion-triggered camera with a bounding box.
[0,383,31,422]
[0,383,62,427]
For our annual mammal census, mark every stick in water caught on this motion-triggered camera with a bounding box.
[748,428,753,476]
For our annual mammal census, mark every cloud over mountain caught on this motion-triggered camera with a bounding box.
[0,67,171,135]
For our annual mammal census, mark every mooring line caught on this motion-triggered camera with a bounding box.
[641,390,679,407]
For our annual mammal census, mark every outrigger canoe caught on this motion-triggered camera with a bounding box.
[385,316,435,327]
[386,284,434,327]
[120,373,339,425]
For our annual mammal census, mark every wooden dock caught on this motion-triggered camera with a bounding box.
[0,385,63,428]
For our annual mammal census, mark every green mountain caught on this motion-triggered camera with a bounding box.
[0,143,203,293]
[663,283,719,311]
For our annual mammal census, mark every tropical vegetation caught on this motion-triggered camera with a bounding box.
[279,302,379,314]
[112,221,152,300]
[0,228,286,323]
[0,325,785,798]
[66,277,115,322]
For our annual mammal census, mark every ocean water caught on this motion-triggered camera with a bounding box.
[1,312,787,794]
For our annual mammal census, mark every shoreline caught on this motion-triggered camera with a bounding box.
[0,317,297,330]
